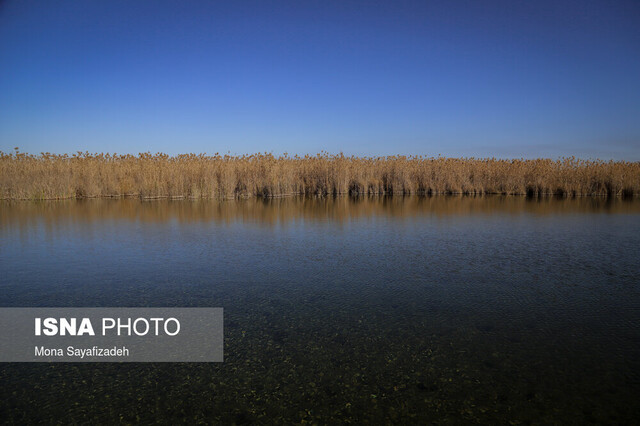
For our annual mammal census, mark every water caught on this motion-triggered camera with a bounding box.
[1,196,639,424]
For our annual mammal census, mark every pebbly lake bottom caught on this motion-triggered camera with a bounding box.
[1,196,639,424]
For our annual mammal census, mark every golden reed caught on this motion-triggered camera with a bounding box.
[1,149,638,200]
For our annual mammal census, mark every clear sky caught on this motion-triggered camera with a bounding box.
[1,0,639,159]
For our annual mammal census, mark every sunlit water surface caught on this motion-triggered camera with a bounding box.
[1,197,639,424]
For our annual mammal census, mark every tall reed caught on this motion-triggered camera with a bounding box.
[1,149,638,200]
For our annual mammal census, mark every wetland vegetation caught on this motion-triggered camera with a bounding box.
[2,150,639,200]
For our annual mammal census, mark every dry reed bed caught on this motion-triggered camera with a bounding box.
[1,150,639,200]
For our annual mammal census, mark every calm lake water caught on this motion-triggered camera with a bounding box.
[1,196,639,424]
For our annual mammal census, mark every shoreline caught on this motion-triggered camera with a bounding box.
[0,191,634,201]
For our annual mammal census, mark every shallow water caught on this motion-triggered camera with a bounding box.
[1,196,639,424]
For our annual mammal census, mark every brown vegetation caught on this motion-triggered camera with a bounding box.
[1,149,639,200]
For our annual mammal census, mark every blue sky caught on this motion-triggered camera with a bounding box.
[1,0,639,159]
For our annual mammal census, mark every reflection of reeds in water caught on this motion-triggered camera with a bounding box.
[2,197,639,233]
[1,150,639,199]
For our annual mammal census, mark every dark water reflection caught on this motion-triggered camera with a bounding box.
[1,196,639,424]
